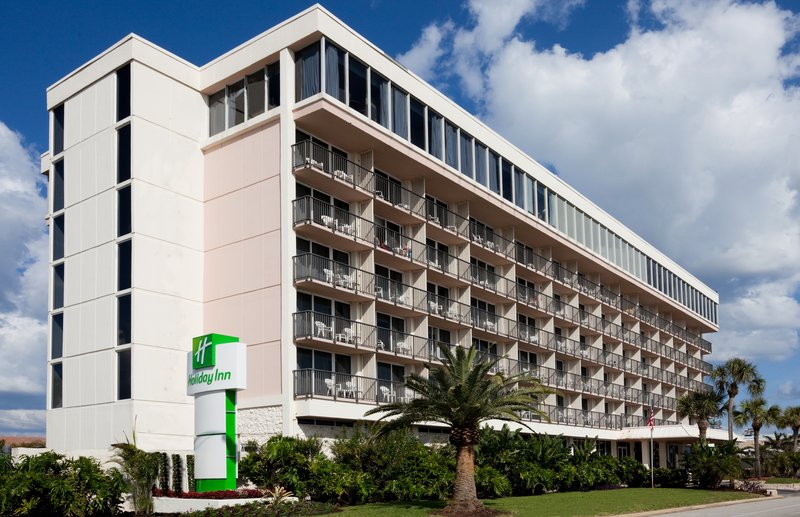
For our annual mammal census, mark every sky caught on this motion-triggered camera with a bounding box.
[0,0,798,436]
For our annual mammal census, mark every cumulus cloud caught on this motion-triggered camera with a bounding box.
[0,409,46,433]
[396,21,455,82]
[778,380,800,400]
[0,122,48,402]
[400,0,800,362]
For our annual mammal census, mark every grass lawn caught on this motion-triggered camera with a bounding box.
[327,488,760,516]
[763,477,800,484]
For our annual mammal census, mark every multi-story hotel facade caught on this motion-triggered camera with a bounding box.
[44,5,723,466]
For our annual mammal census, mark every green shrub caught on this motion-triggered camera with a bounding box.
[187,454,196,492]
[239,435,323,496]
[615,456,650,487]
[0,451,124,516]
[684,441,742,489]
[652,467,687,488]
[475,465,512,498]
[158,451,169,490]
[111,442,160,515]
[172,454,183,493]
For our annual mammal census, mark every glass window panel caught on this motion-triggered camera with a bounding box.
[348,57,367,115]
[428,110,442,159]
[314,350,332,371]
[459,131,473,178]
[297,348,313,369]
[548,190,558,227]
[51,363,63,409]
[53,264,64,310]
[566,204,576,239]
[295,41,321,101]
[227,80,245,127]
[51,313,63,360]
[513,168,525,209]
[557,197,567,233]
[117,294,131,345]
[118,349,131,400]
[409,97,425,149]
[502,159,513,202]
[117,124,131,183]
[267,62,280,109]
[246,70,265,119]
[475,142,488,185]
[444,120,458,168]
[208,89,225,136]
[116,64,130,122]
[324,42,346,102]
[118,240,132,290]
[488,151,500,194]
[370,71,389,128]
[392,86,408,138]
[576,210,584,244]
[525,176,534,213]
[118,186,131,237]
[53,215,64,261]
[537,183,547,221]
[53,104,64,155]
[53,160,64,212]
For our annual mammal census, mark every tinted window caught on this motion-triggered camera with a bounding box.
[117,294,131,345]
[116,64,131,121]
[209,89,225,136]
[53,161,64,212]
[348,57,367,115]
[52,313,63,359]
[118,240,132,290]
[267,62,280,109]
[409,97,425,149]
[53,215,65,261]
[296,42,321,101]
[51,363,63,408]
[118,349,131,400]
[117,124,131,182]
[118,186,131,236]
[53,264,64,309]
[53,105,64,155]
[246,70,265,119]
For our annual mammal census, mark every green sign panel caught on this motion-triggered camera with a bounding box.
[191,334,238,370]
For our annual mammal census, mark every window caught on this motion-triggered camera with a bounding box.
[536,182,547,221]
[475,142,488,186]
[348,57,367,115]
[246,70,265,119]
[53,104,64,155]
[514,169,525,209]
[53,264,64,310]
[51,363,63,409]
[370,72,389,128]
[116,64,131,121]
[53,160,64,212]
[501,159,513,202]
[53,215,64,261]
[118,349,131,400]
[227,80,245,127]
[459,131,473,178]
[324,42,346,102]
[208,89,225,136]
[118,240,132,290]
[118,186,131,237]
[267,62,280,109]
[445,121,458,169]
[296,41,321,101]
[427,110,442,159]
[409,97,425,149]
[51,313,63,360]
[117,124,131,183]
[117,294,131,345]
[392,86,408,138]
[488,151,500,194]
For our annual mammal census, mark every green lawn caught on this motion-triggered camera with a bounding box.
[764,477,800,484]
[327,488,759,516]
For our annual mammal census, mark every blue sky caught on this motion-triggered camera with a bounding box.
[0,0,798,436]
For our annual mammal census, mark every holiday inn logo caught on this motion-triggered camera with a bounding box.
[191,334,239,370]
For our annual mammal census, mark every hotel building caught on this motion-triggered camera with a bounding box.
[44,5,723,466]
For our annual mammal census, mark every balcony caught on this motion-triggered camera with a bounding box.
[293,254,374,302]
[292,196,372,251]
[424,200,470,245]
[374,278,429,317]
[373,175,426,225]
[292,141,373,202]
[293,311,378,353]
[469,220,515,263]
[294,368,416,404]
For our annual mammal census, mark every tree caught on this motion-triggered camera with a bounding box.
[711,358,765,441]
[780,406,800,452]
[677,391,724,444]
[365,343,549,515]
[734,397,781,479]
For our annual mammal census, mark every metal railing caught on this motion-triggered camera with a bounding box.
[374,175,425,219]
[292,140,374,193]
[469,220,515,258]
[293,254,374,295]
[292,196,374,244]
[425,200,470,238]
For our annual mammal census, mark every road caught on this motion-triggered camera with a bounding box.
[653,492,800,517]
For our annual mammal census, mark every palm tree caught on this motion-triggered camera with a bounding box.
[780,406,800,452]
[734,397,781,478]
[365,343,549,515]
[677,390,724,444]
[711,358,765,440]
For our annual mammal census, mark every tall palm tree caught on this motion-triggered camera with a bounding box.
[734,397,781,478]
[712,358,765,440]
[677,391,724,444]
[365,343,549,515]
[780,406,800,452]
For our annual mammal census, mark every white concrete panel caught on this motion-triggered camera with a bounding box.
[132,62,206,142]
[131,400,194,448]
[62,147,81,210]
[133,346,195,404]
[94,295,115,354]
[63,203,80,258]
[195,391,226,435]
[112,400,133,445]
[62,255,78,308]
[62,305,79,358]
[132,290,201,352]
[78,406,97,448]
[132,119,203,201]
[95,242,116,297]
[63,93,80,150]
[133,181,203,250]
[194,434,227,479]
[79,136,98,203]
[64,407,83,450]
[46,409,67,451]
[96,349,115,405]
[94,403,114,449]
[95,129,116,194]
[77,351,96,405]
[134,235,203,301]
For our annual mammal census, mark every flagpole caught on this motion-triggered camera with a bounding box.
[650,399,654,488]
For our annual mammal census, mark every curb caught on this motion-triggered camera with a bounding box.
[610,494,780,516]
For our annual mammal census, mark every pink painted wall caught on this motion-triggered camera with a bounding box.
[204,121,283,398]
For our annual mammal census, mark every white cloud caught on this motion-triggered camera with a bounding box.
[778,380,800,400]
[396,22,454,82]
[401,0,800,362]
[0,409,45,433]
[0,122,48,397]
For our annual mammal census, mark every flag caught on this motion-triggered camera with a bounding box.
[648,411,655,431]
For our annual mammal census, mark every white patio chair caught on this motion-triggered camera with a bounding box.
[323,268,334,283]
[379,385,396,402]
[324,378,335,395]
[314,321,331,338]
[320,215,335,228]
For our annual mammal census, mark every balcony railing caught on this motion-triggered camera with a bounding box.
[293,253,374,295]
[293,368,416,404]
[425,200,470,239]
[374,277,428,314]
[469,220,515,258]
[292,196,373,244]
[292,140,374,193]
[374,175,425,219]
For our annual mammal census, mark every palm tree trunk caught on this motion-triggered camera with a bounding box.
[698,421,708,445]
[754,428,761,479]
[728,398,734,441]
[793,428,798,453]
[447,445,483,514]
